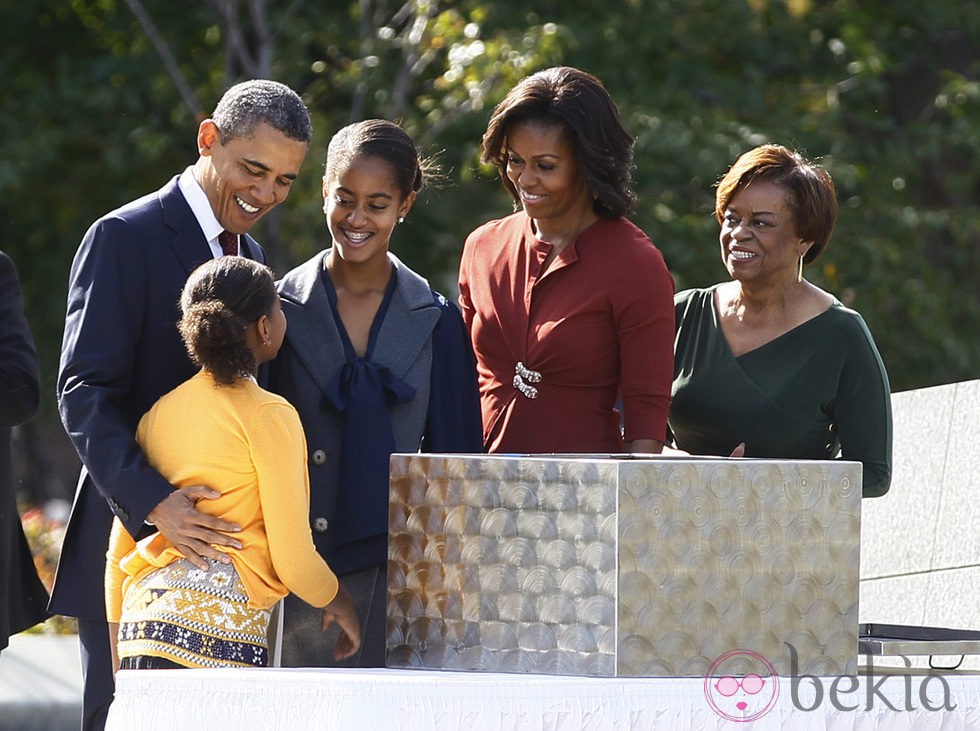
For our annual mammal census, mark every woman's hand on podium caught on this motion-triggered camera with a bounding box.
[658,442,745,457]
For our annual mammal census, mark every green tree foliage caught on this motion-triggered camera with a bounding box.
[531,0,980,391]
[1,1,977,496]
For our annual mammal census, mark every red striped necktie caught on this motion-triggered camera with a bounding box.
[217,230,239,256]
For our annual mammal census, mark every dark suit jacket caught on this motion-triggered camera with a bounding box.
[0,250,49,649]
[50,175,266,620]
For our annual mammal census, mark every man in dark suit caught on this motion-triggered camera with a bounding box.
[52,79,312,731]
[0,250,50,653]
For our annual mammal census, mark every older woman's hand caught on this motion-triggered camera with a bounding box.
[659,443,744,457]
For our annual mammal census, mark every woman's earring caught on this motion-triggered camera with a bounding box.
[398,216,405,224]
[797,255,804,283]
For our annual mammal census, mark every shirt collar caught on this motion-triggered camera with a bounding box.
[178,167,225,247]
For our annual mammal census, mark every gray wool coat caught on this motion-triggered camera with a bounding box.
[270,249,479,566]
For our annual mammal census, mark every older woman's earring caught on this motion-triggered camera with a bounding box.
[797,256,804,283]
[398,216,405,224]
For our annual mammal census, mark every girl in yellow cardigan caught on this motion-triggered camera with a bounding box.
[104,257,360,669]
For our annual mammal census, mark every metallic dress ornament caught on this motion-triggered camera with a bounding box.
[513,361,542,399]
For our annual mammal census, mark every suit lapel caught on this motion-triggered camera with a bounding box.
[157,176,213,275]
[240,234,266,264]
[373,253,440,375]
[278,251,346,393]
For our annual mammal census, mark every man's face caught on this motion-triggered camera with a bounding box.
[196,120,309,235]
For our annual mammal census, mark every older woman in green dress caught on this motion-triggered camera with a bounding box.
[669,144,892,497]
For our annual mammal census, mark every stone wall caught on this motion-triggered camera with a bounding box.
[860,379,980,670]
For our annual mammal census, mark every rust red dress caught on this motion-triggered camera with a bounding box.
[458,212,674,453]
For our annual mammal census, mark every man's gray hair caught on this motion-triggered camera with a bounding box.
[211,79,312,143]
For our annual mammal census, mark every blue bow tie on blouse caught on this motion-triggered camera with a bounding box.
[317,263,416,548]
[322,358,416,414]
[321,357,415,546]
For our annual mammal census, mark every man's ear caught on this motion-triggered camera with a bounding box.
[198,120,219,157]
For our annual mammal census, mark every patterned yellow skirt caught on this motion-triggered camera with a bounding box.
[117,558,271,669]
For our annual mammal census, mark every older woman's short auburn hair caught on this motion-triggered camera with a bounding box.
[715,144,838,264]
[481,66,636,219]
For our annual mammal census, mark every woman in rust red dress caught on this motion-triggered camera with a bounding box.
[458,66,674,454]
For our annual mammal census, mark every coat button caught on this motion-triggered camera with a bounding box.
[108,498,128,523]
[313,517,329,533]
[311,449,327,465]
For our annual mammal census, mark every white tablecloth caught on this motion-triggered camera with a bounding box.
[106,667,980,730]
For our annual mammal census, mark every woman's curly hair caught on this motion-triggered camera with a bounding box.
[178,257,277,385]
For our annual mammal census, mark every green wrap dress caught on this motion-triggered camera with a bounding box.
[670,286,892,497]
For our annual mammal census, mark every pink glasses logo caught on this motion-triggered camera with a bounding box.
[704,649,780,722]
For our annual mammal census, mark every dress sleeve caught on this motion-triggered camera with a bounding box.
[457,232,477,341]
[251,401,339,608]
[834,314,893,497]
[614,245,676,444]
[422,295,484,453]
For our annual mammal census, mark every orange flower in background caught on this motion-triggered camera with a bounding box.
[20,505,77,635]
